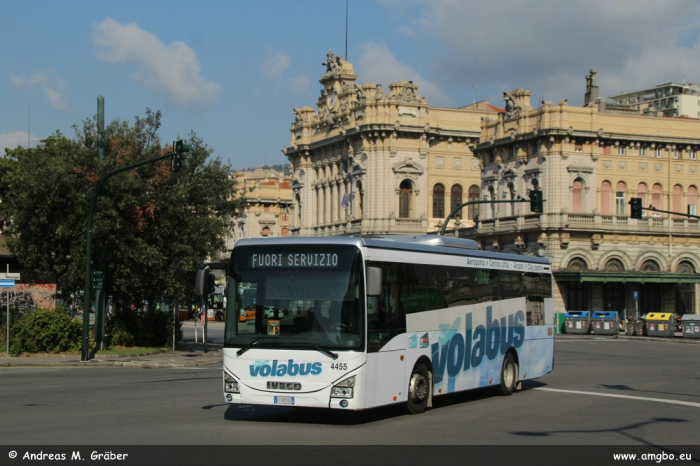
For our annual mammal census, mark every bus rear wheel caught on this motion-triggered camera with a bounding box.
[498,352,517,396]
[406,363,430,414]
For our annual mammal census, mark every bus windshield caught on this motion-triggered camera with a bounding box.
[225,244,364,351]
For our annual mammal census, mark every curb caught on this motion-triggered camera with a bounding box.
[556,333,700,345]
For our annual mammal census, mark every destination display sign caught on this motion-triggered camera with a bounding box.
[250,253,340,269]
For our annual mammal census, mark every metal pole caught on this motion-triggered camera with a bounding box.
[203,296,208,354]
[97,96,105,162]
[81,151,174,361]
[439,198,541,236]
[6,264,10,357]
[173,298,177,352]
[6,265,9,357]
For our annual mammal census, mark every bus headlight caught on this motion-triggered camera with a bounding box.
[331,375,355,398]
[224,373,240,394]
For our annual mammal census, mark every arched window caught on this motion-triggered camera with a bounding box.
[399,180,413,218]
[652,183,662,212]
[572,178,584,213]
[355,181,363,218]
[261,227,270,237]
[615,182,626,216]
[468,185,480,220]
[567,257,589,271]
[637,183,648,217]
[432,183,445,218]
[281,228,289,237]
[508,183,516,216]
[604,258,625,272]
[641,260,660,272]
[677,261,695,274]
[673,184,683,218]
[688,186,697,216]
[601,181,611,215]
[316,188,323,225]
[451,184,463,218]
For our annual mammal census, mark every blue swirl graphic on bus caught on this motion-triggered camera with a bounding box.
[431,307,525,384]
[249,359,322,377]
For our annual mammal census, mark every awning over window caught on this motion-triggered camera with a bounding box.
[554,271,700,284]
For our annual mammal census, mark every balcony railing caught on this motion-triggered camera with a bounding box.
[476,211,700,235]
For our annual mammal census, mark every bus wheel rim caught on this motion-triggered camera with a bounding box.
[410,373,427,402]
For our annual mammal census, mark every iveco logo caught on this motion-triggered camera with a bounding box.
[267,381,302,390]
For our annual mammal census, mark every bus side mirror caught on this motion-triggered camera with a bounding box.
[226,278,238,313]
[366,267,383,296]
[195,265,210,297]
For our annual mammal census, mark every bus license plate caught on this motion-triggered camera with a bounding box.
[274,396,294,405]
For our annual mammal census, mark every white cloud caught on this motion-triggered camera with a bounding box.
[382,0,700,106]
[357,41,452,106]
[11,68,69,110]
[92,18,221,107]
[260,53,291,80]
[289,76,311,95]
[0,132,39,153]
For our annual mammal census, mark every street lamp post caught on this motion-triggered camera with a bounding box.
[81,151,177,361]
[438,193,544,236]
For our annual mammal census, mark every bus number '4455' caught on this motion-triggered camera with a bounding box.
[330,363,347,370]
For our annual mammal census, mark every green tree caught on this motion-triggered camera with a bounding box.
[2,109,243,311]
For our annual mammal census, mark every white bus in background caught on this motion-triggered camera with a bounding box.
[221,235,554,414]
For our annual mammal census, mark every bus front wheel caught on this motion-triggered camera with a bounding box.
[498,352,518,396]
[406,363,430,414]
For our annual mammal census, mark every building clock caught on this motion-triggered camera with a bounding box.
[327,90,337,111]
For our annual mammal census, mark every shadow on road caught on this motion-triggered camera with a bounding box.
[222,381,549,425]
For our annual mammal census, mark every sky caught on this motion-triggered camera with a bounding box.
[3,0,700,170]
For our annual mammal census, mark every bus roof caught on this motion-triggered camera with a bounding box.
[233,235,550,267]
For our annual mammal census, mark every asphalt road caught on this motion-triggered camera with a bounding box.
[1,336,699,446]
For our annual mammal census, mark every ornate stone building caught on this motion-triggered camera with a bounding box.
[225,169,293,252]
[467,71,700,316]
[282,51,497,236]
[282,57,700,316]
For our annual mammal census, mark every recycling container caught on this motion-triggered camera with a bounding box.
[645,313,674,338]
[565,311,591,335]
[681,314,700,339]
[591,311,620,335]
[555,313,567,334]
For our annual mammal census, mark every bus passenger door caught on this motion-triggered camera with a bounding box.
[365,336,406,409]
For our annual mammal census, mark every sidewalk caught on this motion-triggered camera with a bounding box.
[2,330,696,368]
[556,333,700,345]
[0,341,223,368]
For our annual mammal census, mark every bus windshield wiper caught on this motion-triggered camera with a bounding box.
[236,337,278,356]
[289,342,338,360]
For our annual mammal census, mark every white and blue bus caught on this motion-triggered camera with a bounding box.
[222,235,553,414]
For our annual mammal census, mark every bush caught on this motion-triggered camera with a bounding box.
[9,307,82,356]
[106,308,182,348]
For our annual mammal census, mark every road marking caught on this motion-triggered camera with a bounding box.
[535,387,700,409]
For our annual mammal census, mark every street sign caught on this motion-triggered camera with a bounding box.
[93,270,104,291]
[0,280,15,288]
[634,291,639,300]
[0,273,20,280]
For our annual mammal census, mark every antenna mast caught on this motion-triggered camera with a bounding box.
[345,0,348,60]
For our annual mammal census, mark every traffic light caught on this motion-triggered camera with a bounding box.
[529,189,543,213]
[629,197,643,219]
[173,139,191,171]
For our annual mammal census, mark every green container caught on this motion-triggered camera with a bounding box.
[555,313,567,334]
